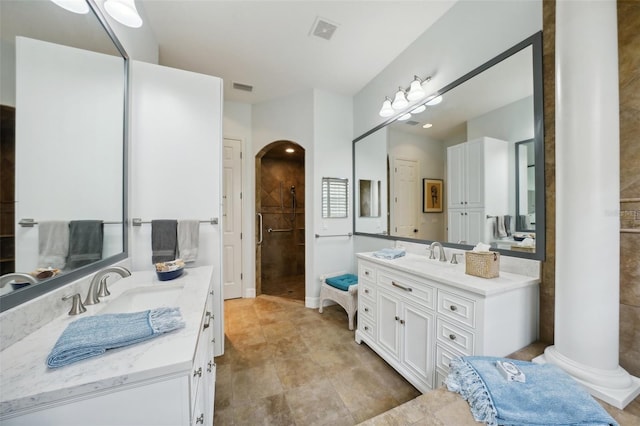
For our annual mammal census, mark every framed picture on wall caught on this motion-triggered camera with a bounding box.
[423,179,443,213]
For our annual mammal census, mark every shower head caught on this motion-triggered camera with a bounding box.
[290,186,296,194]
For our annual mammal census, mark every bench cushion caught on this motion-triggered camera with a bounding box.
[325,274,358,291]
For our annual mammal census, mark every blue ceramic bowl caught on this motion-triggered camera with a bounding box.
[11,282,32,291]
[156,267,184,281]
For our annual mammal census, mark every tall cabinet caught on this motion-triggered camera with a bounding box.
[447,137,508,244]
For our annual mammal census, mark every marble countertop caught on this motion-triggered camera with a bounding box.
[357,252,539,296]
[0,266,213,418]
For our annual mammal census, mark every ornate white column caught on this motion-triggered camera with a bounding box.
[534,0,640,409]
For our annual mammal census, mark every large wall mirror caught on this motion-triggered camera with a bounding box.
[353,32,544,259]
[0,0,128,311]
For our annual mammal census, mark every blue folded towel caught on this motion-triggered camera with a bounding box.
[47,307,185,368]
[325,274,358,291]
[446,356,618,426]
[372,247,406,259]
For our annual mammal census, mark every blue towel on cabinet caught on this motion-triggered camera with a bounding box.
[46,307,185,368]
[372,247,406,259]
[445,356,619,426]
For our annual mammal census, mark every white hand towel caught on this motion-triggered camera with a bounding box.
[38,221,69,269]
[177,220,200,263]
[497,215,507,238]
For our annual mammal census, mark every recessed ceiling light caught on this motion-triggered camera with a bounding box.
[423,123,433,129]
[286,148,295,153]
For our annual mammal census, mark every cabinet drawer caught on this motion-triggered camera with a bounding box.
[359,298,376,323]
[360,280,376,301]
[359,262,376,282]
[359,319,376,340]
[436,318,474,355]
[378,272,435,310]
[436,343,464,373]
[437,290,476,328]
[435,369,448,389]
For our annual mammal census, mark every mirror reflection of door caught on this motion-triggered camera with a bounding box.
[515,139,535,232]
[392,158,418,237]
[359,179,380,217]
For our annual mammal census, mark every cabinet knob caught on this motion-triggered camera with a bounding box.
[365,289,369,294]
[193,367,202,377]
[196,413,204,424]
[395,316,400,321]
[365,271,370,275]
[207,360,215,373]
[460,212,464,216]
[400,319,405,325]
[364,307,369,312]
[460,202,463,205]
[449,334,457,341]
[450,305,457,312]
[464,201,468,205]
[364,326,369,331]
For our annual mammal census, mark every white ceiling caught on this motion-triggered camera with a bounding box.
[138,0,458,104]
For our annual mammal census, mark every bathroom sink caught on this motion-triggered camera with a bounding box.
[99,283,185,314]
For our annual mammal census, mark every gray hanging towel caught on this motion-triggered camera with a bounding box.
[38,221,69,270]
[151,220,178,264]
[67,220,104,270]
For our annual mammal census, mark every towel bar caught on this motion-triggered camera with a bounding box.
[315,233,353,238]
[18,218,122,227]
[131,218,218,226]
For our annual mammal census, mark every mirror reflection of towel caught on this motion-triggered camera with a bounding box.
[67,220,104,270]
[151,220,177,264]
[177,220,199,263]
[38,221,69,270]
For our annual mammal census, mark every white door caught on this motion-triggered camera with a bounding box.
[377,290,400,359]
[222,138,243,299]
[402,302,433,385]
[393,158,419,237]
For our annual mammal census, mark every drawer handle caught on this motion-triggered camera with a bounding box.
[449,334,457,341]
[203,311,212,329]
[196,413,204,424]
[364,307,369,312]
[391,281,412,292]
[450,305,457,312]
[364,325,369,331]
[193,367,202,377]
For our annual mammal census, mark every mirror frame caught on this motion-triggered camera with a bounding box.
[0,0,129,312]
[352,31,545,260]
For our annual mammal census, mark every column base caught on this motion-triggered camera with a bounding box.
[534,346,640,409]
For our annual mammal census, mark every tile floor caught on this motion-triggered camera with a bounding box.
[213,295,421,425]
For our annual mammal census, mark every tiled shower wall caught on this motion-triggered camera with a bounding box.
[541,1,640,376]
[259,157,305,286]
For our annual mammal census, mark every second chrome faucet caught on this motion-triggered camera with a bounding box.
[429,241,448,262]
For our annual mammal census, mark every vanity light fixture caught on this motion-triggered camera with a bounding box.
[410,104,426,114]
[50,0,89,14]
[104,0,143,28]
[425,95,443,106]
[397,113,412,121]
[379,97,394,117]
[391,88,409,110]
[407,76,429,101]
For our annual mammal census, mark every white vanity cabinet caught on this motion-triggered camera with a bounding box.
[447,137,509,243]
[0,268,217,426]
[355,254,538,393]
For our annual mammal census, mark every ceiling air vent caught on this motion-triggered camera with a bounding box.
[310,16,338,41]
[232,82,253,92]
[405,120,420,126]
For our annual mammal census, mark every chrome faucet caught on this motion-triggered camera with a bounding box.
[0,273,38,288]
[84,266,131,305]
[429,241,447,262]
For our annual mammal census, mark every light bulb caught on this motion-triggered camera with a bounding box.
[410,105,426,114]
[426,95,443,106]
[51,0,89,14]
[407,77,426,101]
[379,97,394,117]
[391,88,408,110]
[104,0,143,28]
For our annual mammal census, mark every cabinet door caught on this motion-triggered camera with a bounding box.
[401,302,434,387]
[447,209,466,243]
[465,139,485,208]
[377,290,400,359]
[466,208,486,244]
[447,144,466,208]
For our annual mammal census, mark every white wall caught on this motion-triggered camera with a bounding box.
[14,38,124,271]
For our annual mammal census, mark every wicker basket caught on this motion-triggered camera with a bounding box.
[465,251,500,278]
